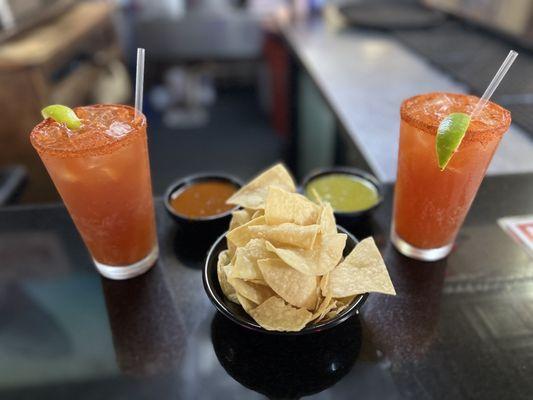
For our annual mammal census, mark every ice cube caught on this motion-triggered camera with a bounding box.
[56,168,80,183]
[105,121,132,139]
[101,166,120,181]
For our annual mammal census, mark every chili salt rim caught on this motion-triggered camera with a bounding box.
[30,104,146,158]
[400,92,511,143]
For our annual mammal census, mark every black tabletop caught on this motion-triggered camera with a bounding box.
[0,174,532,400]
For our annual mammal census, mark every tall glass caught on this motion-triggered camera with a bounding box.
[30,104,158,279]
[392,93,511,261]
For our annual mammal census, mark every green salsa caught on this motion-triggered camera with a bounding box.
[305,173,379,212]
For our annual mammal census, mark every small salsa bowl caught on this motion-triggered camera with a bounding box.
[164,173,243,244]
[203,225,368,335]
[301,167,383,228]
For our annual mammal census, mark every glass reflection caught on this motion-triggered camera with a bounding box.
[101,265,185,376]
[363,243,447,361]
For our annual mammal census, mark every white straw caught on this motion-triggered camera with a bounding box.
[471,50,518,117]
[134,48,146,115]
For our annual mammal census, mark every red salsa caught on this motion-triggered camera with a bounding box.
[170,181,237,218]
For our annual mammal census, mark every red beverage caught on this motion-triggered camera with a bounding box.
[30,104,158,279]
[392,93,511,261]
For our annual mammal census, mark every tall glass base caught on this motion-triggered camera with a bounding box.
[94,245,159,280]
[391,228,452,262]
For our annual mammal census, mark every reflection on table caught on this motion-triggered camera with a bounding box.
[211,312,362,398]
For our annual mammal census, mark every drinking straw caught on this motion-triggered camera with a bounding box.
[471,50,518,117]
[134,48,146,115]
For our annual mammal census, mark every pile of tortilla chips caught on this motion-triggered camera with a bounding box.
[216,164,395,332]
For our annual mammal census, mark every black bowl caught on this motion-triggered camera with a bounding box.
[164,173,243,245]
[301,166,383,228]
[203,225,368,335]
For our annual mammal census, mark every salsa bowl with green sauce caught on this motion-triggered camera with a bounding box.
[302,167,383,226]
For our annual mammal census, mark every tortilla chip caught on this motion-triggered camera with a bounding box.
[249,296,313,332]
[217,249,230,267]
[323,296,356,321]
[257,258,318,310]
[265,233,347,276]
[236,293,256,312]
[229,209,254,232]
[264,187,320,226]
[335,295,356,311]
[228,276,276,304]
[228,242,236,260]
[229,248,237,265]
[328,237,396,297]
[312,294,335,322]
[216,164,394,332]
[325,310,340,320]
[226,216,266,247]
[313,288,322,310]
[226,164,296,209]
[219,261,238,303]
[249,279,269,286]
[231,239,271,281]
[319,203,337,235]
[247,223,319,249]
[251,209,264,219]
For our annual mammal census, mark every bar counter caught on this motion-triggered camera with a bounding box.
[282,18,533,181]
[0,173,532,399]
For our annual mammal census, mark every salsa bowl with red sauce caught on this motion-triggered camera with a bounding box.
[164,173,243,244]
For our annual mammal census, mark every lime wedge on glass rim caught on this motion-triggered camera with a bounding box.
[436,112,471,170]
[41,105,81,130]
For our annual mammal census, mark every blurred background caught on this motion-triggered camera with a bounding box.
[0,0,533,204]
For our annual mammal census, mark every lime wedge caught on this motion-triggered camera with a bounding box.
[436,112,471,170]
[41,105,81,130]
